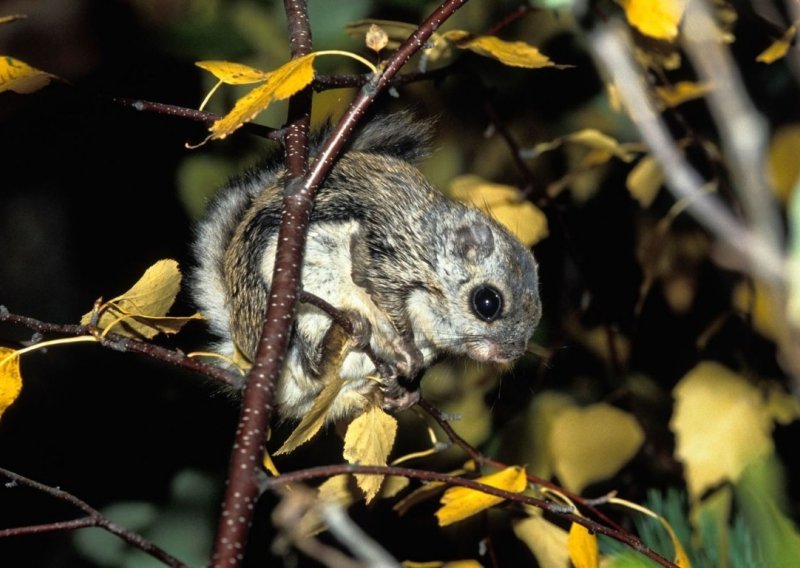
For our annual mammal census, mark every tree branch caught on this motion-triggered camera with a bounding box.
[0,467,188,568]
[208,2,470,566]
[262,464,678,568]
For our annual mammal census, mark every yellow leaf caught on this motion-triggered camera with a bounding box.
[757,20,800,64]
[379,475,410,499]
[627,154,664,207]
[670,361,785,500]
[195,60,272,84]
[436,466,527,526]
[0,347,22,419]
[568,522,599,568]
[449,175,549,246]
[617,0,688,41]
[80,259,183,339]
[550,403,644,493]
[262,449,280,477]
[531,129,640,162]
[343,405,398,503]
[767,123,800,204]
[275,375,346,455]
[519,391,575,481]
[209,53,316,140]
[0,56,56,94]
[656,81,714,108]
[442,30,570,69]
[318,474,357,506]
[732,281,779,340]
[365,23,389,52]
[659,516,692,567]
[0,15,26,25]
[513,512,570,567]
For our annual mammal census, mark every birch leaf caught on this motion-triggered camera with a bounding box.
[670,362,800,500]
[80,259,183,339]
[436,466,527,526]
[616,0,688,41]
[550,403,644,493]
[449,175,549,246]
[343,404,398,503]
[627,154,664,207]
[529,129,640,162]
[207,53,315,141]
[442,30,571,69]
[365,24,389,52]
[0,347,22,419]
[275,327,352,455]
[195,60,272,84]
[513,512,570,568]
[568,522,599,568]
[0,56,57,94]
[757,20,800,64]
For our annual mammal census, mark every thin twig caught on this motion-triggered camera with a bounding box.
[418,397,625,532]
[0,467,188,568]
[263,464,678,568]
[113,97,282,141]
[0,308,238,386]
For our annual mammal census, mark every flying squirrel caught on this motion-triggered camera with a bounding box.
[190,112,542,422]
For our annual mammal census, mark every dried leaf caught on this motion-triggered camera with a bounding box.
[670,361,799,500]
[529,129,640,162]
[379,475,410,499]
[318,474,358,506]
[275,327,352,455]
[344,19,418,51]
[655,81,713,108]
[757,20,800,64]
[550,403,644,493]
[195,60,271,84]
[0,347,22,419]
[627,154,664,207]
[442,30,570,69]
[0,56,57,94]
[617,0,688,41]
[262,449,280,477]
[436,466,527,526]
[449,175,549,246]
[568,522,599,568]
[365,24,389,52]
[343,404,398,503]
[513,512,570,567]
[80,259,183,339]
[208,53,315,141]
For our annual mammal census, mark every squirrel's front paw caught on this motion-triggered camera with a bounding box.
[379,380,421,413]
[392,336,424,380]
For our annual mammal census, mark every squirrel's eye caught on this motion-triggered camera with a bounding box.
[471,286,503,322]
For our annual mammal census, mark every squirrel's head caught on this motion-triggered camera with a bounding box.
[408,205,542,364]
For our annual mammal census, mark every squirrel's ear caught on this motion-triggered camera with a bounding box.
[454,221,495,262]
[349,111,435,163]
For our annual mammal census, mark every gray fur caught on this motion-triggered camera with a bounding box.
[190,113,542,420]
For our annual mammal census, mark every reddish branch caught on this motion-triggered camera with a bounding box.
[0,467,188,568]
[0,309,238,387]
[209,1,470,566]
[263,464,678,568]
